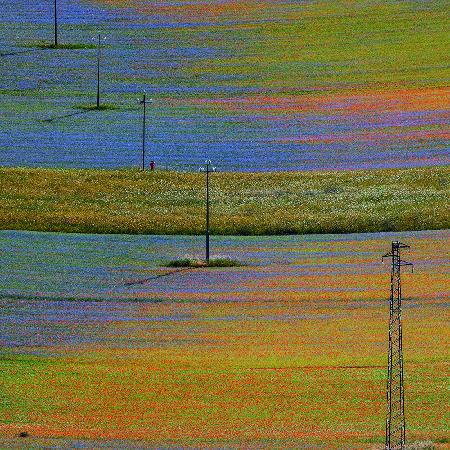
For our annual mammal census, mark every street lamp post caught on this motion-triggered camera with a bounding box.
[96,34,106,109]
[139,93,153,171]
[199,160,216,263]
[54,0,58,47]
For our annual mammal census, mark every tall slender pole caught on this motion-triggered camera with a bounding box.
[54,0,58,47]
[139,94,152,171]
[96,34,101,109]
[142,93,146,171]
[206,161,210,263]
[200,160,215,263]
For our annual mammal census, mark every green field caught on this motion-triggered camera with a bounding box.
[0,166,448,236]
[0,230,448,448]
[0,300,447,449]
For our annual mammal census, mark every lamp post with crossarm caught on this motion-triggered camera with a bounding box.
[139,93,153,170]
[199,160,216,263]
[95,34,106,109]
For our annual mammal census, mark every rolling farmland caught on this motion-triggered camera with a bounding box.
[1,0,449,170]
[1,0,449,448]
[1,166,449,235]
[0,230,448,448]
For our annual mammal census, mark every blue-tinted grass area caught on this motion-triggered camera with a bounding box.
[0,228,447,446]
[0,228,448,302]
[0,0,449,171]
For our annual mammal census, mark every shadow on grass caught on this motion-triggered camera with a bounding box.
[0,49,40,57]
[42,104,118,123]
[1,42,97,57]
[124,259,244,287]
[124,268,191,287]
[42,109,92,123]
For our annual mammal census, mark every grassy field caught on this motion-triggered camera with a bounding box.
[0,231,448,448]
[0,166,448,236]
[1,0,449,170]
[1,228,447,301]
[0,300,447,448]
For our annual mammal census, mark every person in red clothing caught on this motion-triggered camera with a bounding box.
[150,160,155,171]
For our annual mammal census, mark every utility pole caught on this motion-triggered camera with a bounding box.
[382,241,413,450]
[54,0,58,46]
[199,160,216,263]
[139,93,153,171]
[96,34,105,109]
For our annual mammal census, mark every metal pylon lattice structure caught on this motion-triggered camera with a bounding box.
[382,241,413,450]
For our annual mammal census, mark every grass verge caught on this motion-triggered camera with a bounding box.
[23,42,97,50]
[75,103,119,111]
[0,166,448,235]
[164,258,243,268]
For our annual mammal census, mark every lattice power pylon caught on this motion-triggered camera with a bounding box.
[382,241,413,450]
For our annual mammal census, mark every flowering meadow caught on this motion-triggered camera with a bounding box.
[1,0,448,447]
[0,230,448,447]
[0,166,448,235]
[1,0,448,170]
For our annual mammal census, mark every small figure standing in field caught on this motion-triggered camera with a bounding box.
[150,161,155,171]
